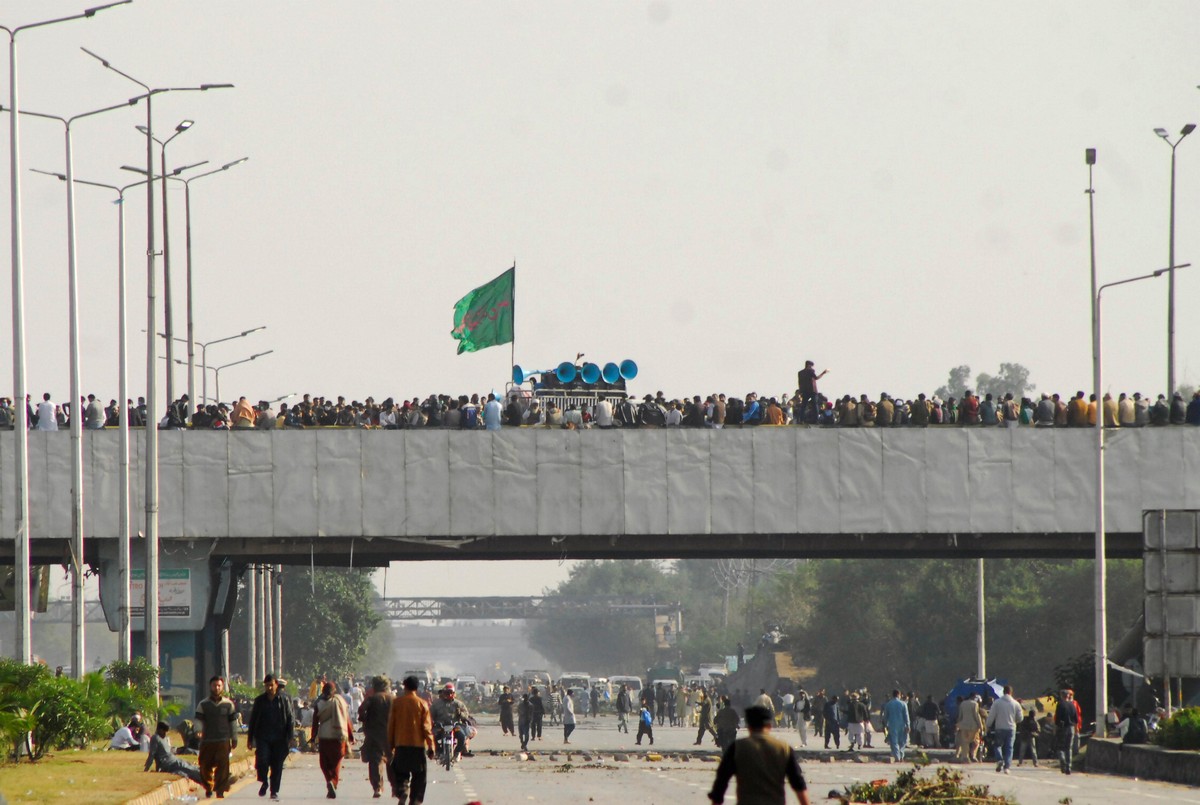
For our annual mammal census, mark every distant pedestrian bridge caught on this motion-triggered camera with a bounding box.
[4,427,1198,564]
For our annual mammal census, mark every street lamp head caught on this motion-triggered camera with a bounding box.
[30,168,67,182]
[1183,124,1197,137]
[222,157,250,170]
[200,83,235,91]
[176,120,194,133]
[1085,148,1096,166]
[121,165,150,176]
[1155,128,1169,139]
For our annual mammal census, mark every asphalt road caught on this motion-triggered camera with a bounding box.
[221,713,1200,805]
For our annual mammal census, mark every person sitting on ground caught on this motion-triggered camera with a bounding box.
[145,720,204,785]
[110,719,142,751]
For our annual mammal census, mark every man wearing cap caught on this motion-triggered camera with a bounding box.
[708,704,810,805]
[429,683,472,761]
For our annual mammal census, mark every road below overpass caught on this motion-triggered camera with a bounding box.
[222,713,1200,804]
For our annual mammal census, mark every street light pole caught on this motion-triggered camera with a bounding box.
[169,158,250,407]
[1,0,130,665]
[1153,124,1196,398]
[212,351,274,405]
[1094,261,1191,731]
[54,174,150,663]
[15,96,147,679]
[136,120,193,406]
[83,47,233,680]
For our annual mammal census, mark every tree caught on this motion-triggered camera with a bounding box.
[527,560,678,674]
[280,567,381,683]
[976,363,1035,400]
[934,365,972,400]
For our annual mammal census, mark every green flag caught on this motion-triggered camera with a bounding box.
[451,267,515,354]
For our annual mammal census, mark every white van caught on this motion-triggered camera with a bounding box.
[609,675,644,697]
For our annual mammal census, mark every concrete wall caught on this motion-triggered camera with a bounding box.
[1086,737,1200,785]
[3,427,1199,541]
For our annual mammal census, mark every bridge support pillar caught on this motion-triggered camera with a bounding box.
[96,539,236,718]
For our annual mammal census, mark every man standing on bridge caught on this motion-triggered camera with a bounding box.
[708,705,810,805]
[796,361,828,424]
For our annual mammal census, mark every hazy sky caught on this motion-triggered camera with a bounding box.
[8,2,1200,597]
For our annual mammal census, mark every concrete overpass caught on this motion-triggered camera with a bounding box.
[2,426,1199,564]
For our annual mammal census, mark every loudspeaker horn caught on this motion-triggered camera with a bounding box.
[619,359,639,381]
[556,362,578,383]
[601,362,621,384]
[580,362,602,384]
[512,365,554,385]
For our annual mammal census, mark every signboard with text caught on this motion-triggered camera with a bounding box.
[130,568,192,618]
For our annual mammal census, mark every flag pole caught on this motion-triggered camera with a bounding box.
[510,259,516,374]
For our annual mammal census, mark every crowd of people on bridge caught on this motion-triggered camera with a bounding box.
[5,358,1200,431]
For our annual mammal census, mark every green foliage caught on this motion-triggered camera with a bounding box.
[27,673,112,759]
[794,558,1141,697]
[934,365,973,401]
[843,764,1012,803]
[934,362,1035,401]
[528,560,673,674]
[0,659,177,762]
[1155,707,1200,749]
[105,658,161,703]
[281,567,381,683]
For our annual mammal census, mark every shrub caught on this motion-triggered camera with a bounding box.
[27,674,112,758]
[1155,707,1200,750]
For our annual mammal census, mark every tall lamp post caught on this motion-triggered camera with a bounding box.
[83,46,232,678]
[36,172,151,664]
[1,0,130,665]
[169,158,250,407]
[136,120,194,405]
[194,350,275,405]
[1094,261,1191,730]
[1153,124,1196,398]
[16,98,151,679]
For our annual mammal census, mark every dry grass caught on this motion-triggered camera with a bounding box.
[0,743,253,805]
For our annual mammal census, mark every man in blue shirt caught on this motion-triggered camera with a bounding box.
[483,393,503,431]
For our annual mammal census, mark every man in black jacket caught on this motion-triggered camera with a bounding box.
[247,674,294,800]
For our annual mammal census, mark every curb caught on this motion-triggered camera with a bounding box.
[124,756,256,805]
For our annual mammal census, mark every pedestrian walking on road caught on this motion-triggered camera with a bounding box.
[1054,689,1080,774]
[1015,708,1039,766]
[986,686,1023,774]
[247,674,294,801]
[517,693,532,750]
[388,675,435,805]
[615,684,632,734]
[883,690,910,762]
[636,703,655,746]
[823,696,841,750]
[708,705,811,805]
[195,675,238,798]
[313,681,353,798]
[358,676,395,799]
[695,691,718,746]
[497,685,515,735]
[530,687,545,741]
[714,696,740,751]
[563,689,577,744]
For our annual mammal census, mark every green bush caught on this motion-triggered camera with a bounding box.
[1155,707,1200,750]
[27,674,112,758]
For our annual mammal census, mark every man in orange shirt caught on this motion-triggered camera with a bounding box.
[388,675,435,805]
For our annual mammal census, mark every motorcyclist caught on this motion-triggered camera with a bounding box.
[430,683,473,759]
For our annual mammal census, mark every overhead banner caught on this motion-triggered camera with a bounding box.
[130,568,192,618]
